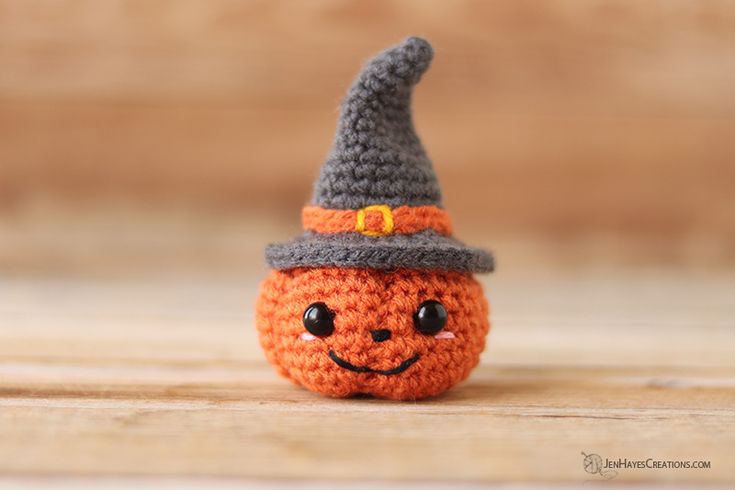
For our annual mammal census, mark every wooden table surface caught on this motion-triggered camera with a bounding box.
[1,267,733,486]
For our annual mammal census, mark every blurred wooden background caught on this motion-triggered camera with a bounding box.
[1,0,735,272]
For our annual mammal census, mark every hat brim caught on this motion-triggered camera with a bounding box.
[265,230,494,273]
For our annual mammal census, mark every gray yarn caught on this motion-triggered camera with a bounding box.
[266,230,494,273]
[266,36,495,274]
[312,36,442,209]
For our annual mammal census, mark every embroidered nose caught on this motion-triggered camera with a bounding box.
[370,329,391,342]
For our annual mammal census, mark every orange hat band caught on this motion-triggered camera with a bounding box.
[302,205,453,237]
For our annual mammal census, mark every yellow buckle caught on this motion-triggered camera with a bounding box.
[355,205,394,236]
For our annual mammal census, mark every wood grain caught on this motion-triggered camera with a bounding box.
[1,270,733,483]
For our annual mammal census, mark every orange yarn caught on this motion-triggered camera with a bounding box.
[256,267,489,400]
[302,205,453,236]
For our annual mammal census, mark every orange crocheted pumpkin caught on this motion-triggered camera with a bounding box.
[256,268,489,400]
[255,38,494,400]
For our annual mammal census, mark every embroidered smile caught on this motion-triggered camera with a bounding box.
[328,350,420,376]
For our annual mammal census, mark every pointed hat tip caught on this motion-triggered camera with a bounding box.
[355,36,434,90]
[400,36,433,60]
[311,36,441,210]
[400,36,434,71]
[380,36,433,83]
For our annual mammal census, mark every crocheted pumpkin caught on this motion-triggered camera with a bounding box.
[256,37,494,400]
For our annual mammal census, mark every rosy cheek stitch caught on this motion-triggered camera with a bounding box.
[300,332,317,341]
[434,331,455,340]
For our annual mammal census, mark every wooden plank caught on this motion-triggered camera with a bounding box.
[1,0,734,113]
[0,272,733,483]
[0,364,733,481]
[1,101,734,239]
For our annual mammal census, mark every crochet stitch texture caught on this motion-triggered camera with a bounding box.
[256,37,494,400]
[256,268,489,400]
[265,37,493,273]
[313,36,440,209]
[266,230,492,272]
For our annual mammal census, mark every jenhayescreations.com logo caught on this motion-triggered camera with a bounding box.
[582,452,711,480]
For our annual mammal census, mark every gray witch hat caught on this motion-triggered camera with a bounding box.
[265,37,494,273]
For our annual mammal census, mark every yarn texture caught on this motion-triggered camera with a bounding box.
[256,37,494,400]
[256,268,489,400]
[265,36,493,273]
[313,36,439,209]
[266,230,493,272]
[302,205,453,236]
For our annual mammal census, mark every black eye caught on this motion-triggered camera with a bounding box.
[414,300,447,335]
[303,302,335,337]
